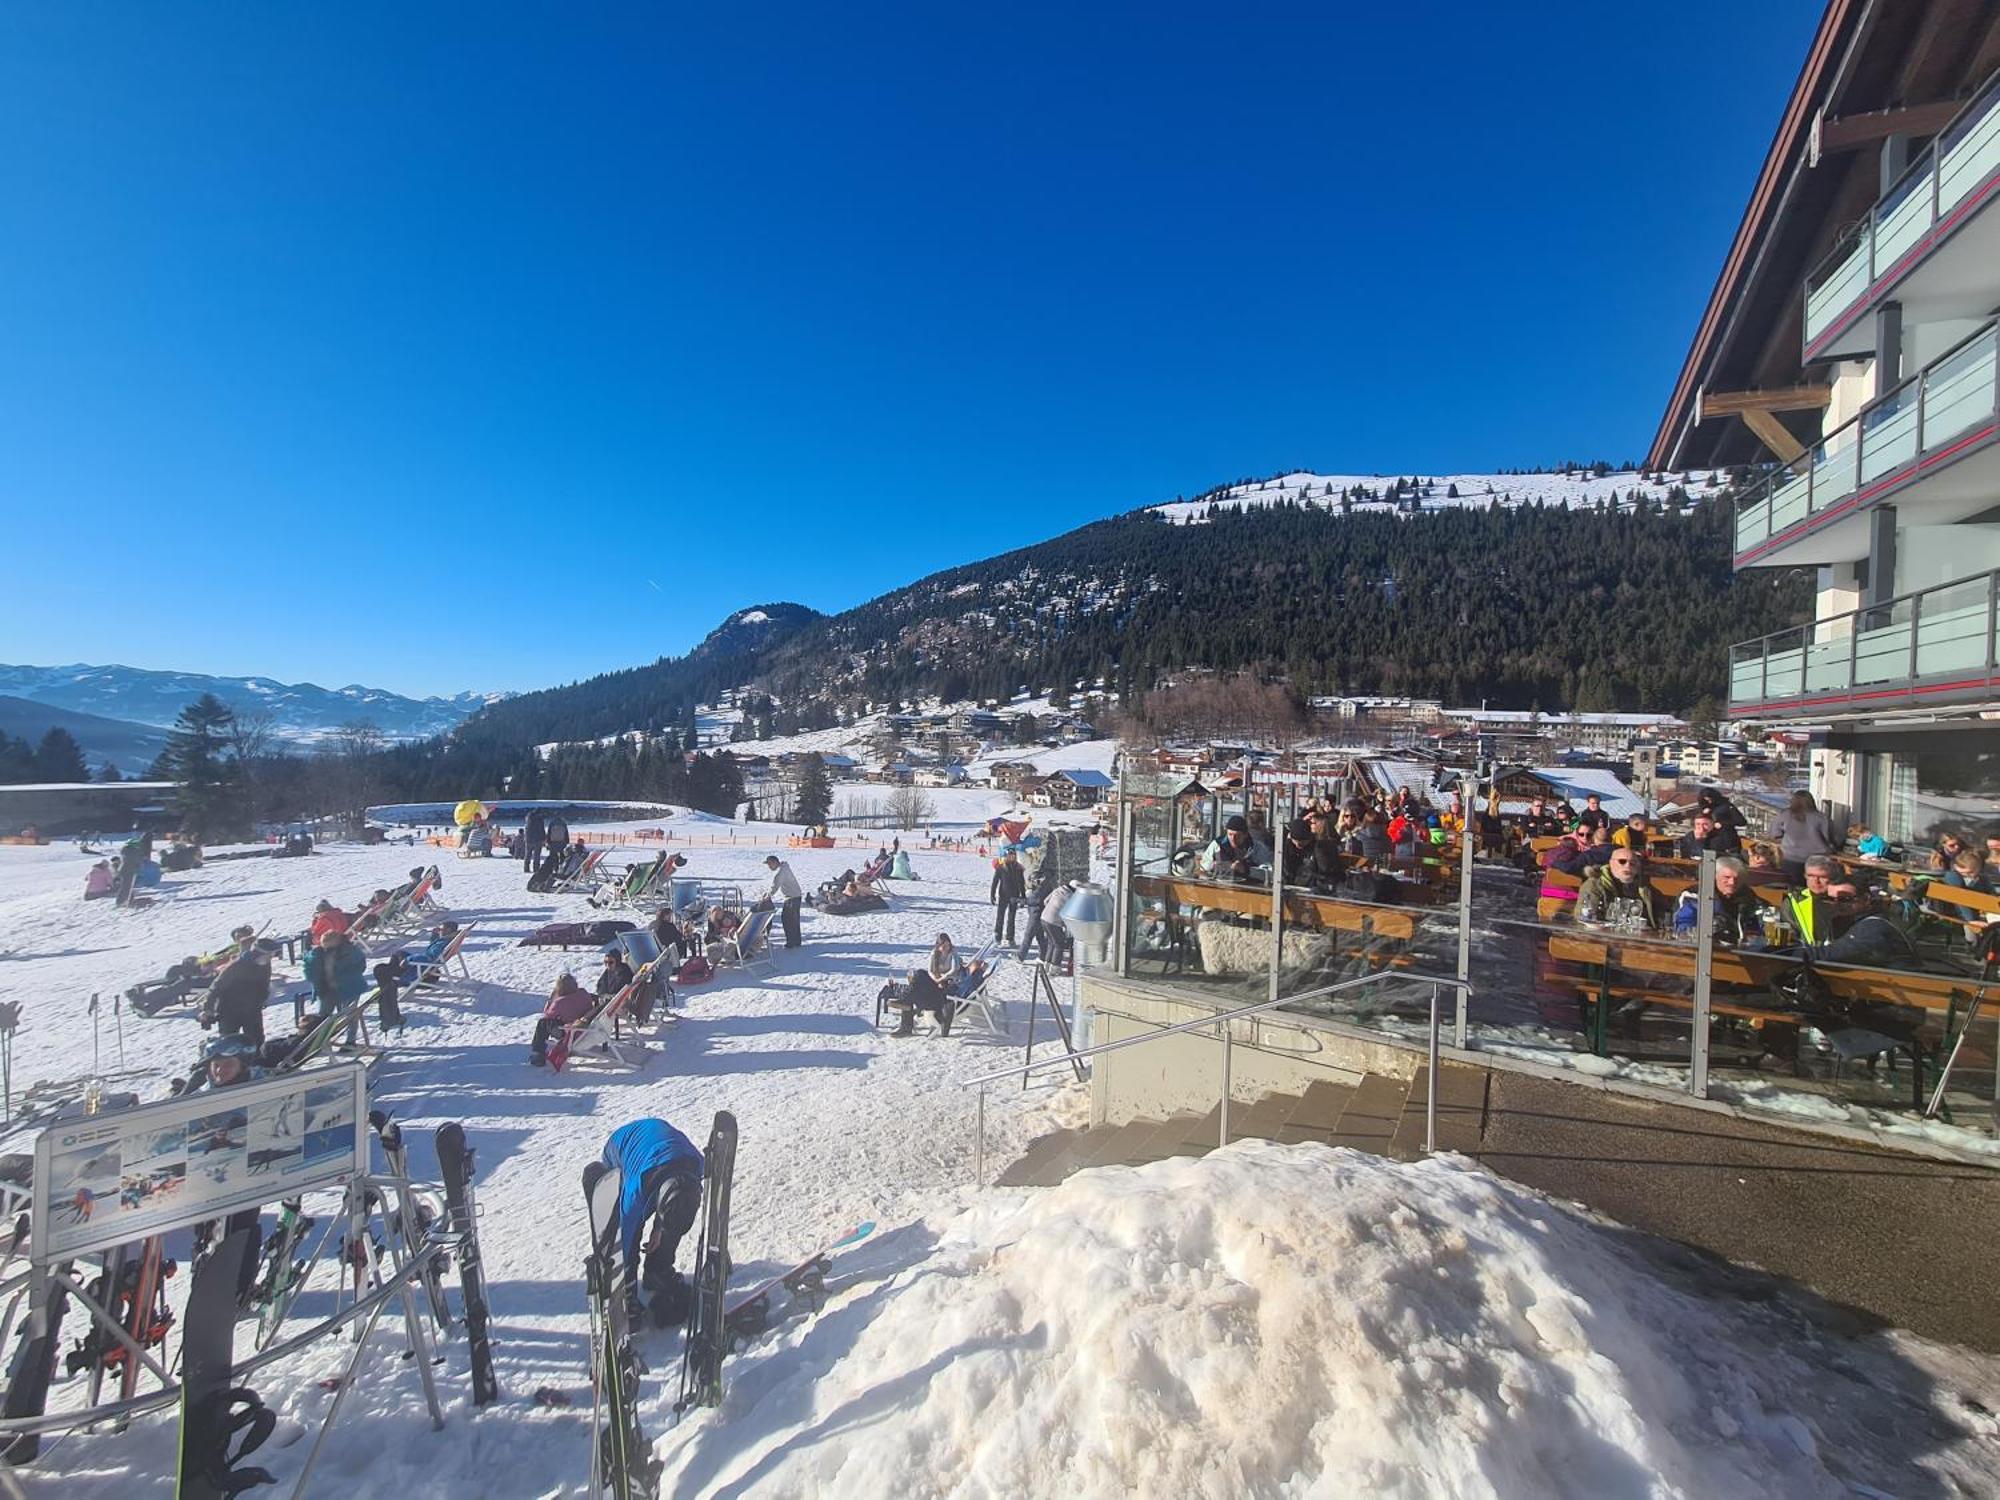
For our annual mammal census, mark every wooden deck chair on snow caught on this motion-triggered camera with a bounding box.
[408,921,477,988]
[549,961,662,1071]
[947,944,1008,1037]
[713,908,776,974]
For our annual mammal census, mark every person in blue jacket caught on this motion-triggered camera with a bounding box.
[603,1118,705,1325]
[302,928,367,1019]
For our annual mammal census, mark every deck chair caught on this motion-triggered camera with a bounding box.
[555,847,608,893]
[713,909,776,973]
[947,946,1007,1037]
[551,962,658,1071]
[408,921,477,988]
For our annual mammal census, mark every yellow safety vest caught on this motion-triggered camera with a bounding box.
[1785,890,1819,945]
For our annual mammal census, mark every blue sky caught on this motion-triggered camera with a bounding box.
[0,2,1821,697]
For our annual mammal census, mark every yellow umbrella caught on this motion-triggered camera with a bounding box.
[453,799,485,828]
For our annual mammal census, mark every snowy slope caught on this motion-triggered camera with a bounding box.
[1152,467,1726,524]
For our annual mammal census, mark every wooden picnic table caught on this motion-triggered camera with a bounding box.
[1533,922,1998,1107]
[1129,874,1426,943]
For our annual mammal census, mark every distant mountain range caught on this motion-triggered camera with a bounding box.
[0,663,503,757]
[0,695,169,777]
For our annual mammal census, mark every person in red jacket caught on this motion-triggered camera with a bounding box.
[308,900,351,947]
[529,973,595,1067]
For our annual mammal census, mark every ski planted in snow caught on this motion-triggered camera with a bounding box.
[248,1199,314,1347]
[371,1112,454,1338]
[676,1110,738,1415]
[176,1227,274,1500]
[583,1162,659,1499]
[434,1122,496,1406]
[1,1258,72,1463]
[722,1220,875,1345]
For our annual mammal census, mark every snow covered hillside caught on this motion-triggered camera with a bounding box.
[1152,467,1727,524]
[0,662,504,746]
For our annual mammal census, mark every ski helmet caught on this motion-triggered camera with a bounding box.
[203,1034,258,1064]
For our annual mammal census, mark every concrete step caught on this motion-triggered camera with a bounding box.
[1076,1121,1163,1171]
[1128,1113,1206,1164]
[994,1126,1088,1187]
[1174,1105,1224,1157]
[1228,1092,1296,1144]
[1389,1063,1490,1160]
[1278,1079,1355,1145]
[1328,1073,1409,1154]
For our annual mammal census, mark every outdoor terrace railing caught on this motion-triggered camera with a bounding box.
[1734,320,2000,558]
[1729,565,2000,713]
[1803,70,2000,353]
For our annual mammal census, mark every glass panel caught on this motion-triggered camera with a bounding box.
[1736,492,1771,552]
[1766,467,1814,534]
[1807,434,1858,514]
[1762,628,1808,699]
[1805,239,1871,343]
[1860,387,1918,483]
[1804,632,1853,694]
[1919,331,1998,453]
[1914,578,1992,678]
[1730,640,1769,704]
[1937,89,2000,211]
[1120,776,1275,1005]
[1874,169,1932,271]
[1853,600,1914,687]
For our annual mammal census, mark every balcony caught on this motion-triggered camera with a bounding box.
[1733,320,2000,567]
[1802,71,2000,360]
[1728,567,2000,719]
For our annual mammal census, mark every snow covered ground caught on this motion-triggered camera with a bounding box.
[7,830,2000,1497]
[0,819,1080,1496]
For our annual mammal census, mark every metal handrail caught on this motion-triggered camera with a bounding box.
[1729,562,2000,709]
[1803,67,2000,300]
[1732,315,1999,548]
[963,967,1475,1185]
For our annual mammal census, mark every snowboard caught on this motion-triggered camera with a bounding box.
[722,1221,875,1345]
[435,1123,497,1406]
[1,1257,71,1462]
[176,1227,273,1500]
[675,1111,738,1414]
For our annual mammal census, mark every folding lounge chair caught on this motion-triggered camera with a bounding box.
[551,961,659,1071]
[555,847,608,893]
[947,946,1007,1038]
[713,909,776,974]
[408,921,477,988]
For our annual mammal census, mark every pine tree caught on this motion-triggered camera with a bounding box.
[97,762,124,783]
[164,693,246,840]
[32,728,88,783]
[793,753,833,826]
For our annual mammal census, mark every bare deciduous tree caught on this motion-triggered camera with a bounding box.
[887,785,936,830]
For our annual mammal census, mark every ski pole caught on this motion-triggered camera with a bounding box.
[89,994,100,1076]
[114,992,125,1070]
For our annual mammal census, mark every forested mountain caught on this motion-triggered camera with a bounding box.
[458,487,1809,752]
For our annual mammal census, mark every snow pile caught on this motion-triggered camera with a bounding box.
[664,1144,1944,1498]
[1152,468,1725,525]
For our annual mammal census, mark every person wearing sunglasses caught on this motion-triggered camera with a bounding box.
[1575,848,1664,931]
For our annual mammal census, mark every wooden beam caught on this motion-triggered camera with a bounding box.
[1696,384,1831,420]
[1740,408,1807,464]
[1812,99,1966,158]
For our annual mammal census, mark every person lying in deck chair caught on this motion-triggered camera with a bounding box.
[881,935,991,1037]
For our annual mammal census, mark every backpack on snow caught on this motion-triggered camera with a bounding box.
[675,954,714,985]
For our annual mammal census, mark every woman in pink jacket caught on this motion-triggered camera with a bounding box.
[529,972,595,1066]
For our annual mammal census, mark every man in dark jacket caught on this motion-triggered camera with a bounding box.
[522,808,547,873]
[603,1118,704,1326]
[544,813,571,855]
[597,949,635,1000]
[1676,812,1741,859]
[206,945,272,1049]
[991,849,1027,943]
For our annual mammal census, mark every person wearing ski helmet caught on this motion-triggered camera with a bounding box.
[203,1032,263,1090]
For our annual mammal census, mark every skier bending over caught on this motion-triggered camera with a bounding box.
[604,1118,704,1327]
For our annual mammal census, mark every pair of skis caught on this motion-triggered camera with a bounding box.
[580,1110,738,1499]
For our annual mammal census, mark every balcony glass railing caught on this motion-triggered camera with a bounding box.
[1729,567,2000,710]
[1734,321,2000,556]
[1804,70,2000,349]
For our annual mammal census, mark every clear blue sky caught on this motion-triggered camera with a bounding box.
[0,2,1821,697]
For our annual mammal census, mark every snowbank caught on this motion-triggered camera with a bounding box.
[663,1143,1997,1498]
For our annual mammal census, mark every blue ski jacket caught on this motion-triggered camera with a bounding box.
[603,1119,703,1263]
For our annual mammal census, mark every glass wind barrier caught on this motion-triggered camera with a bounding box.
[1116,767,1470,1032]
[1803,72,2000,349]
[1733,321,1999,555]
[1486,841,2000,1148]
[1730,568,2000,712]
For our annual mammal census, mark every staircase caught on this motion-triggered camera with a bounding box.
[995,1063,1489,1188]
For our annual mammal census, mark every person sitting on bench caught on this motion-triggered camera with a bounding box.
[1575,849,1663,931]
[1672,855,1764,944]
[529,972,595,1066]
